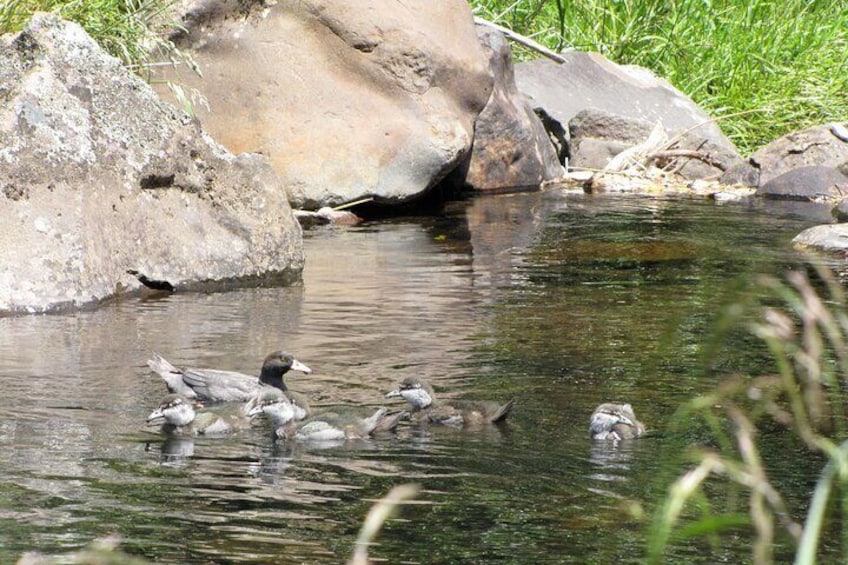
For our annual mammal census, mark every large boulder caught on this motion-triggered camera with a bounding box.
[157,0,493,209]
[446,26,563,192]
[515,53,743,178]
[0,14,304,314]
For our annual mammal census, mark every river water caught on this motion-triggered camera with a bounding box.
[0,189,840,563]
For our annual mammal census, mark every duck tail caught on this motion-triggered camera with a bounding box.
[361,407,389,435]
[147,352,179,376]
[489,399,515,423]
[147,353,196,398]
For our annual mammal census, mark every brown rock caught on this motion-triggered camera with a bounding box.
[157,0,493,209]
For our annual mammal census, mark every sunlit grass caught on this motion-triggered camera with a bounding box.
[0,0,188,78]
[471,0,848,155]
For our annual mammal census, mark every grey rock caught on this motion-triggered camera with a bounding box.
[793,223,848,252]
[720,161,761,187]
[568,109,653,171]
[447,26,563,192]
[0,14,304,314]
[757,165,848,201]
[515,53,743,178]
[725,122,848,187]
[156,0,493,209]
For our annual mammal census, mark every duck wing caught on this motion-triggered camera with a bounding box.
[192,412,233,435]
[372,410,408,433]
[425,404,464,427]
[294,420,347,442]
[180,368,260,403]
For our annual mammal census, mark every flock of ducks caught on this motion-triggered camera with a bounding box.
[146,350,646,443]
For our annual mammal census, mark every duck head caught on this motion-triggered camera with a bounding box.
[385,377,434,411]
[589,403,644,440]
[147,394,195,427]
[259,351,312,390]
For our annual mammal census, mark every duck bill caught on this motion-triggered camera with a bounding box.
[146,409,165,425]
[247,405,265,418]
[385,389,401,399]
[291,359,312,374]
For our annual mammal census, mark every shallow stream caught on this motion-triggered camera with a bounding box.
[0,190,839,563]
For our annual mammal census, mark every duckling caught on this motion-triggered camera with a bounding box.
[385,377,514,426]
[247,388,298,433]
[249,388,405,442]
[589,403,646,440]
[145,394,253,436]
[288,408,394,442]
[147,351,312,404]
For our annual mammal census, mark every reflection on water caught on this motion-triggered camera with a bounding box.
[0,190,839,562]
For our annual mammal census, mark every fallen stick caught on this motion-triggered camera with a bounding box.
[474,17,569,64]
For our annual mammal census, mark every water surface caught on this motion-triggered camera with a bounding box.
[0,190,838,563]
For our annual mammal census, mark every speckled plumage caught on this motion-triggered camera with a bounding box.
[589,403,645,440]
[385,377,514,427]
[249,388,405,442]
[146,394,253,436]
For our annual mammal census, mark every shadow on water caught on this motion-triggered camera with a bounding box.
[0,190,841,562]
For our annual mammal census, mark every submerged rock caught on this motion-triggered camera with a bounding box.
[793,223,848,252]
[0,14,304,314]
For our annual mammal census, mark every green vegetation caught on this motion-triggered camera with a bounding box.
[0,0,184,78]
[646,263,848,564]
[471,0,848,154]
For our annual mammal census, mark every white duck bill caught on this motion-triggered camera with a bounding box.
[291,359,312,374]
[146,409,165,423]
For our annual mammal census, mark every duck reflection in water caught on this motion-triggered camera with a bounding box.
[146,436,196,468]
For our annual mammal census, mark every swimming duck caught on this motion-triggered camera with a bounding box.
[589,403,646,440]
[249,388,405,442]
[247,388,298,432]
[385,377,514,426]
[146,394,253,436]
[147,351,312,404]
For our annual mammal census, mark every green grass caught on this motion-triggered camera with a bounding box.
[471,0,848,155]
[0,0,181,77]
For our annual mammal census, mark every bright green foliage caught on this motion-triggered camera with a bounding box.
[0,0,180,78]
[471,0,848,154]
